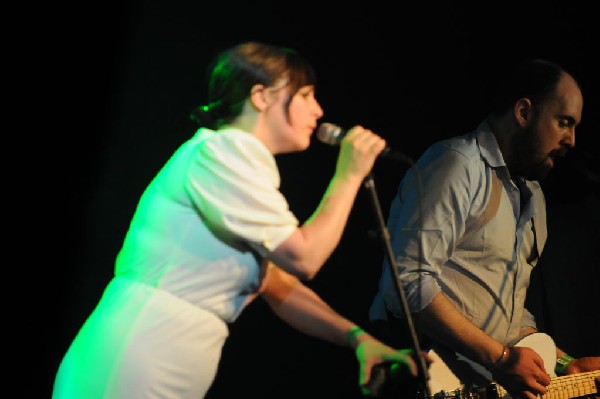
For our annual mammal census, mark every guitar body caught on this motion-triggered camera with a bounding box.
[427,332,599,399]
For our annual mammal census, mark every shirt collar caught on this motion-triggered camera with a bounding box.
[475,120,506,169]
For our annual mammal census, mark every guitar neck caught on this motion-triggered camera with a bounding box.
[494,370,600,399]
[427,334,598,399]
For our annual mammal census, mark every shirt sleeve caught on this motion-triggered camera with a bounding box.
[521,308,537,330]
[383,143,478,316]
[185,130,299,257]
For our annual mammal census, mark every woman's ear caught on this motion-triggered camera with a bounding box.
[250,84,267,111]
[514,97,532,127]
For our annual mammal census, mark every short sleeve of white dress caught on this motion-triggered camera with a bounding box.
[185,128,299,257]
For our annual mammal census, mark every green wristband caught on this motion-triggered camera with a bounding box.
[555,354,574,376]
[345,326,365,347]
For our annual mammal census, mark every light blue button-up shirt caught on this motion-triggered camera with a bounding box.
[369,121,547,345]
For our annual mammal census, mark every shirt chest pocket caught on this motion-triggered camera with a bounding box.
[455,184,516,270]
[466,200,517,271]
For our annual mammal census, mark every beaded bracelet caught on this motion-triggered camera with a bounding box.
[555,354,574,376]
[488,345,508,371]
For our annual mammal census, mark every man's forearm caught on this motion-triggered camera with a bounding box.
[418,292,506,368]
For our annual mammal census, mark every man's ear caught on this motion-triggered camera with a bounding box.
[514,98,532,127]
[250,84,267,111]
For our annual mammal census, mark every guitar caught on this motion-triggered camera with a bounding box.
[426,332,599,399]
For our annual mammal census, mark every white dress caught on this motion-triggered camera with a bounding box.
[53,128,299,398]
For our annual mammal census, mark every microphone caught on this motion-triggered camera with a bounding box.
[316,123,413,164]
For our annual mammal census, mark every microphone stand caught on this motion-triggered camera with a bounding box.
[363,171,431,398]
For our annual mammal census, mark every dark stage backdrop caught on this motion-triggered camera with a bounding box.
[37,1,598,398]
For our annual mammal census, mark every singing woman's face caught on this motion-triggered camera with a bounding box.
[266,83,323,154]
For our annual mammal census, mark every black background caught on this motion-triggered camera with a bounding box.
[31,1,599,398]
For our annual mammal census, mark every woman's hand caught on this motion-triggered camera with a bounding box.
[353,335,431,397]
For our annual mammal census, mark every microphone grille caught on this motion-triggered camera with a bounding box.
[316,123,343,145]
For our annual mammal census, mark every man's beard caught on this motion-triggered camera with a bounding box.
[511,124,553,181]
[528,155,554,181]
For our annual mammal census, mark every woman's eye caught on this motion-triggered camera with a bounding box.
[297,85,315,98]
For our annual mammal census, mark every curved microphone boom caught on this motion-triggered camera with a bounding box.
[316,123,413,164]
